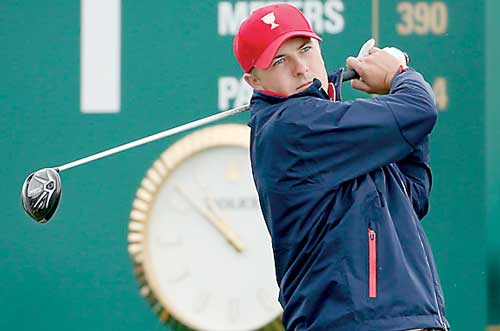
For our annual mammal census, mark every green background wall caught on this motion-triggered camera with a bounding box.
[0,1,495,330]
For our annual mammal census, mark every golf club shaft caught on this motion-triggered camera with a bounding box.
[57,104,250,172]
[57,70,361,172]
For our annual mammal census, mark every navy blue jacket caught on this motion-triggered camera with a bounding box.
[248,69,450,331]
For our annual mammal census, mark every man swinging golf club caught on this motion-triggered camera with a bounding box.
[234,3,449,331]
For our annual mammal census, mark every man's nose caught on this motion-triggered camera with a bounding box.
[293,58,309,76]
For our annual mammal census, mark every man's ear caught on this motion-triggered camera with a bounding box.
[244,72,263,90]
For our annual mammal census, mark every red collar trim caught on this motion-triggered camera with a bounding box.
[327,82,336,101]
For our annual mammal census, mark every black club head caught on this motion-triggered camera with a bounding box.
[21,168,62,223]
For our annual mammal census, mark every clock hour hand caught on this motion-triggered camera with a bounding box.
[174,186,245,253]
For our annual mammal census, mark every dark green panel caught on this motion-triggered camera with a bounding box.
[0,1,489,330]
[486,0,500,326]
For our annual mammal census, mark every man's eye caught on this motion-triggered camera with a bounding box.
[301,46,312,53]
[272,58,285,66]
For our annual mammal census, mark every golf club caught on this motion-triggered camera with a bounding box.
[21,46,410,223]
[21,103,249,223]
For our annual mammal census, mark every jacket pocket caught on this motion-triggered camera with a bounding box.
[368,228,377,298]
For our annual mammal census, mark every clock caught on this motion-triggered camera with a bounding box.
[127,124,283,331]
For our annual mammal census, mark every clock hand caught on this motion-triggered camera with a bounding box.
[192,174,238,223]
[190,178,247,253]
[174,186,245,253]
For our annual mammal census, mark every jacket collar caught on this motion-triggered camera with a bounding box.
[248,68,344,123]
[251,79,327,106]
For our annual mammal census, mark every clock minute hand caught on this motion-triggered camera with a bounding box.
[174,186,245,253]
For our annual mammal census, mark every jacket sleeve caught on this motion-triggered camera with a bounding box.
[395,136,432,219]
[279,69,438,188]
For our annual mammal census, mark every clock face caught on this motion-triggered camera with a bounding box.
[128,124,283,331]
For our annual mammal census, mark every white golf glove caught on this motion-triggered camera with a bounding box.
[357,38,375,58]
[356,38,408,69]
[382,47,408,69]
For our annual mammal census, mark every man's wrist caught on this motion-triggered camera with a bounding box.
[389,66,412,92]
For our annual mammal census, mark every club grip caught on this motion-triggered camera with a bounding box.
[342,69,359,82]
[342,51,410,83]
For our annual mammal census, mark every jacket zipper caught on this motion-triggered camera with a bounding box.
[368,228,377,298]
[397,170,446,328]
[392,163,409,198]
[396,163,446,328]
[399,176,409,198]
[415,229,447,330]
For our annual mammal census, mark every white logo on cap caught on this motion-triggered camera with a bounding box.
[261,12,279,30]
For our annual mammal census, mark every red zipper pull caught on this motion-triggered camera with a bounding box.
[368,228,377,298]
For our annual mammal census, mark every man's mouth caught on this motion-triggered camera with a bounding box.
[296,81,313,90]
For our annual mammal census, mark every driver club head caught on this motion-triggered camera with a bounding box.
[21,168,62,223]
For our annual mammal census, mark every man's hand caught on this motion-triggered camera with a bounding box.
[346,47,406,94]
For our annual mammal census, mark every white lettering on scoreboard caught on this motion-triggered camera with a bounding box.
[78,1,346,113]
[218,0,345,36]
[217,1,345,111]
[218,76,253,111]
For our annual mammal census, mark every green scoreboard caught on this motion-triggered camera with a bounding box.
[1,1,497,330]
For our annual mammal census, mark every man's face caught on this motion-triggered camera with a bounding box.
[245,37,328,96]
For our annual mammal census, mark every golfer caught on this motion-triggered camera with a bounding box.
[234,4,450,331]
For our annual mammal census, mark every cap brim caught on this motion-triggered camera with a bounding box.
[254,31,322,70]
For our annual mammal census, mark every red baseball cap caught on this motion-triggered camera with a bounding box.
[233,4,322,73]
